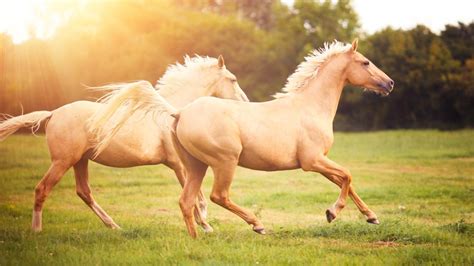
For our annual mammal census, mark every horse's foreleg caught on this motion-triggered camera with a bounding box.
[32,161,70,232]
[210,162,265,235]
[306,156,352,223]
[73,158,120,229]
[321,175,379,224]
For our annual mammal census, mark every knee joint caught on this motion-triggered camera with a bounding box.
[210,194,228,206]
[76,190,92,204]
[342,170,352,183]
[179,198,194,214]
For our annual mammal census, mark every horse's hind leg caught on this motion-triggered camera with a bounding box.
[32,161,70,232]
[210,162,265,234]
[173,168,213,233]
[73,157,120,229]
[178,159,208,238]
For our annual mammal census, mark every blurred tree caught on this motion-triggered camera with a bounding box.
[441,22,474,127]
[176,0,276,30]
[337,25,471,130]
[441,22,474,64]
[0,1,471,130]
[1,34,61,114]
[293,0,360,47]
[0,34,14,113]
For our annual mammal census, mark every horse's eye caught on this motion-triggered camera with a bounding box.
[231,79,237,82]
[363,61,370,66]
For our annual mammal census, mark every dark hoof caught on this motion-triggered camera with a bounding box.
[253,227,266,235]
[367,218,380,225]
[326,209,336,223]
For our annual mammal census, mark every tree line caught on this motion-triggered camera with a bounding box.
[0,0,473,130]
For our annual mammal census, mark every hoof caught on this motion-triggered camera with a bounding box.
[31,227,42,233]
[326,209,336,223]
[108,223,121,230]
[253,227,266,235]
[32,211,42,232]
[188,230,198,239]
[367,218,380,225]
[203,225,214,233]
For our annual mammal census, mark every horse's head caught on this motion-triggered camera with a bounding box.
[345,39,394,96]
[210,55,249,102]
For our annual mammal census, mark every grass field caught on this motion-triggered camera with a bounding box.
[0,130,473,265]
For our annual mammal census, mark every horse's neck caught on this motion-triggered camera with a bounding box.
[298,62,346,123]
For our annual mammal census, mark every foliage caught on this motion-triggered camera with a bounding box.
[336,25,473,130]
[0,0,473,130]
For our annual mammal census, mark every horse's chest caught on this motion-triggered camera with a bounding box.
[299,123,334,155]
[239,128,300,170]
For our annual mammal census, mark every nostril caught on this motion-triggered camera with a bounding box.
[389,80,394,87]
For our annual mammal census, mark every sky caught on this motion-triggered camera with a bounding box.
[283,0,474,34]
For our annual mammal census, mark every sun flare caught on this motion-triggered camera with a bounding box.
[0,0,61,44]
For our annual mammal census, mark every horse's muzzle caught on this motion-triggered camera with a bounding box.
[377,80,394,96]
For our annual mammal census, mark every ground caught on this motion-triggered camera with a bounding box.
[0,130,473,265]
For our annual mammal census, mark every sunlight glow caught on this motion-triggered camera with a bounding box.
[0,0,61,43]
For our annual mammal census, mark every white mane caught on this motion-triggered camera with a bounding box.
[156,55,218,96]
[87,55,219,157]
[274,40,351,98]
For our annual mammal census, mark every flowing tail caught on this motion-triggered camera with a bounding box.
[87,80,177,158]
[0,111,52,141]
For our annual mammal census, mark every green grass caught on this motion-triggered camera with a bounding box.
[0,130,473,265]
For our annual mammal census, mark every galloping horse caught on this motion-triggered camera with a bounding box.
[171,40,394,237]
[0,55,248,233]
[81,39,394,238]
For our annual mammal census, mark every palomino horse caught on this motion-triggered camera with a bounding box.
[75,39,394,238]
[0,55,248,233]
[170,39,394,237]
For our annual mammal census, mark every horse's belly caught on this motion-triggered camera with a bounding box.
[238,122,300,171]
[91,143,164,168]
[238,144,299,171]
[91,127,166,168]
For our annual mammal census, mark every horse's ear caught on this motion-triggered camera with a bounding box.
[351,38,359,52]
[218,55,225,68]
